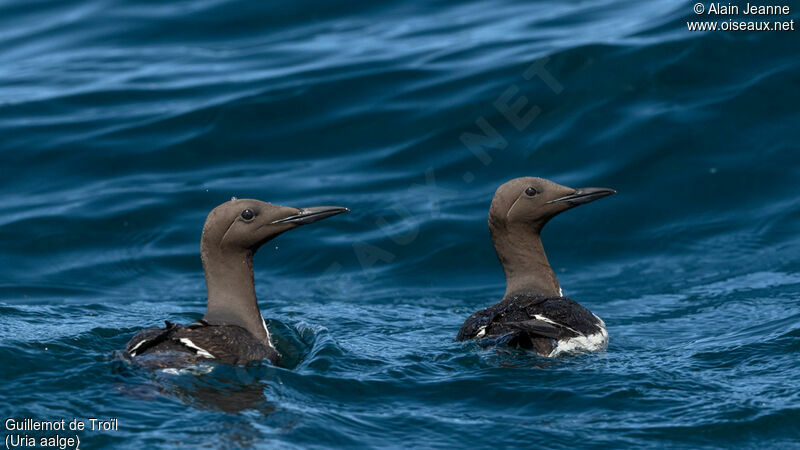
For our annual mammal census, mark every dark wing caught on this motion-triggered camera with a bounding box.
[170,325,280,365]
[457,295,605,356]
[456,309,496,341]
[457,296,580,341]
[523,297,603,337]
[505,319,572,340]
[125,321,179,356]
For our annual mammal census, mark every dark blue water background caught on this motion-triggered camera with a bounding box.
[1,0,799,448]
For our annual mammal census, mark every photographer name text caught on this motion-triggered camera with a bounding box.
[702,3,790,15]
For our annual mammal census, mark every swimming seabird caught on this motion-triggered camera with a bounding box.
[125,198,348,366]
[456,177,616,357]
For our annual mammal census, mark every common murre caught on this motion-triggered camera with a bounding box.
[456,177,615,357]
[125,198,348,366]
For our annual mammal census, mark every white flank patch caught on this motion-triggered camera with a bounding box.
[178,338,215,359]
[558,287,563,297]
[476,326,487,338]
[548,322,609,357]
[128,339,147,356]
[262,318,274,348]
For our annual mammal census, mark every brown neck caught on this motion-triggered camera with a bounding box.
[491,223,561,299]
[201,246,269,344]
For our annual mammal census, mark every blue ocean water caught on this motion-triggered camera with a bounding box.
[1,0,799,448]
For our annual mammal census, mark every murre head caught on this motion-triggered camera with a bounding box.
[489,177,615,298]
[200,198,348,344]
[490,177,616,232]
[201,198,349,255]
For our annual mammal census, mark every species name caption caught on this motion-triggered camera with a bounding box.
[4,418,118,450]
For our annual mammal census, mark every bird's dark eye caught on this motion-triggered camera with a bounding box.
[525,187,538,197]
[241,209,255,220]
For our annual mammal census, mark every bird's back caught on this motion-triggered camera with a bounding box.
[125,320,280,367]
[457,295,608,357]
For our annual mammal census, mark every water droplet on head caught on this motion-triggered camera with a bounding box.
[231,196,238,201]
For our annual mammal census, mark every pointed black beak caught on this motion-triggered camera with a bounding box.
[547,187,616,206]
[271,206,349,225]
